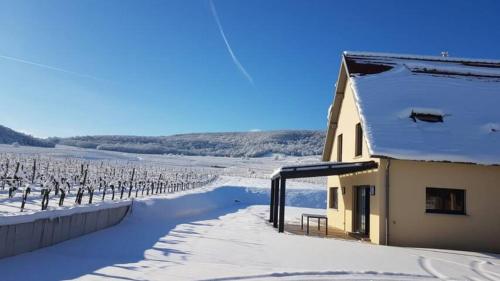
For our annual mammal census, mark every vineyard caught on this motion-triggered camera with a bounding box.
[0,153,217,215]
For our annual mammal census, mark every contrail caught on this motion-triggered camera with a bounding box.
[209,0,254,85]
[0,53,102,81]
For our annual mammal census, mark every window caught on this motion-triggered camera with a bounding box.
[355,123,363,157]
[426,187,465,215]
[329,187,338,209]
[337,134,343,162]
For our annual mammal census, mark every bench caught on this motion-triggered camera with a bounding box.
[301,213,328,235]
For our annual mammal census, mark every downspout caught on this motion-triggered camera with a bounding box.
[385,159,391,245]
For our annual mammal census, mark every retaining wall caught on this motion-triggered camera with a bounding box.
[0,201,131,259]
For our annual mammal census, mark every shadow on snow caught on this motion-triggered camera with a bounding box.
[0,186,270,281]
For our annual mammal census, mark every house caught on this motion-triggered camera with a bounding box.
[321,51,500,253]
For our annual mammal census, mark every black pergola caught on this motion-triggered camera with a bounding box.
[269,161,378,232]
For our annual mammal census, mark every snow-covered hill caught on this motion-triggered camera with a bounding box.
[52,130,326,157]
[0,125,54,148]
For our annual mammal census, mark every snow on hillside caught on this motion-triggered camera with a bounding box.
[0,179,497,281]
[53,130,325,157]
[0,125,54,148]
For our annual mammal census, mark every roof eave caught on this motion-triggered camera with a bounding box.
[371,154,500,167]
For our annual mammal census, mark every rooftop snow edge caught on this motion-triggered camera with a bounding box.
[343,51,500,65]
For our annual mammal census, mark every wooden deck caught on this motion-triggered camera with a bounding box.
[284,221,366,241]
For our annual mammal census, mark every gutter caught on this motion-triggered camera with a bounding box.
[385,159,391,245]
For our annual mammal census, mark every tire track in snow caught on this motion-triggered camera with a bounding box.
[411,249,500,280]
[418,256,451,280]
[198,270,432,281]
[471,260,500,281]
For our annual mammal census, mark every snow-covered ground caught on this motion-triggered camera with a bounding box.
[0,144,325,183]
[0,176,497,281]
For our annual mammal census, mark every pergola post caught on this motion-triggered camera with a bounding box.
[269,179,275,222]
[273,178,280,228]
[268,161,378,234]
[278,177,286,233]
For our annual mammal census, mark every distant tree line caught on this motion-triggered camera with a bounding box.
[51,130,326,157]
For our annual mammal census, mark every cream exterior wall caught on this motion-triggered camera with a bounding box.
[326,78,387,244]
[327,166,386,244]
[329,79,371,163]
[388,159,500,253]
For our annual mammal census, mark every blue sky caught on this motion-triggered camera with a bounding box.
[0,0,499,137]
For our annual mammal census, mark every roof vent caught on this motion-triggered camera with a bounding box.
[409,110,444,123]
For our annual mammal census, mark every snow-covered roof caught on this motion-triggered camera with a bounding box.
[341,51,500,165]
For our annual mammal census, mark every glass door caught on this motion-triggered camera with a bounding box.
[355,186,370,235]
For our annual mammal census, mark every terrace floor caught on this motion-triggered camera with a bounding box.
[284,221,365,241]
